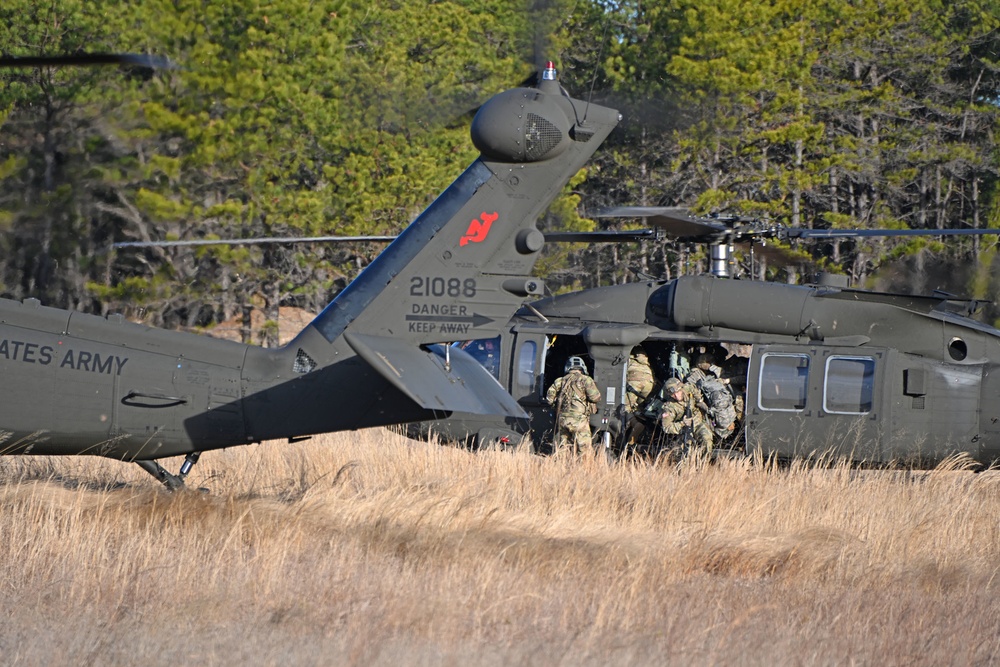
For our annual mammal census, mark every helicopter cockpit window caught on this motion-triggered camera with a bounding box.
[759,353,809,411]
[824,356,875,414]
[458,336,501,379]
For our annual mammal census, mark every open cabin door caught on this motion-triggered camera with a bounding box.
[508,332,545,406]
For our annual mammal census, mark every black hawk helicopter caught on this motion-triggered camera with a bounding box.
[0,55,621,488]
[403,207,1000,468]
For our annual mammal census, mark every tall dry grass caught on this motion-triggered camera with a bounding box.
[1,430,997,666]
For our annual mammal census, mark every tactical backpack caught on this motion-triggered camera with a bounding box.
[697,377,737,433]
[557,373,598,416]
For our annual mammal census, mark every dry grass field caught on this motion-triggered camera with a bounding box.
[1,430,998,666]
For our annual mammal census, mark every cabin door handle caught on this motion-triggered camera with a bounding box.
[121,391,188,408]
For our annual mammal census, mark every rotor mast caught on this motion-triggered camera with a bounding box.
[710,242,735,278]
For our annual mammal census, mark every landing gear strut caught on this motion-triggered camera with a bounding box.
[136,452,202,491]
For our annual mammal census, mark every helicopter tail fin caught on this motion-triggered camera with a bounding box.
[294,77,620,351]
[242,71,619,439]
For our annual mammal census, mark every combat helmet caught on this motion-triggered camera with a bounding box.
[565,356,588,373]
[664,377,684,393]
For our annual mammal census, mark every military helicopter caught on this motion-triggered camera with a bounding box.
[0,55,622,488]
[404,207,1000,468]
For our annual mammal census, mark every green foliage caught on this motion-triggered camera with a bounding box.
[1,0,999,325]
[585,0,1000,288]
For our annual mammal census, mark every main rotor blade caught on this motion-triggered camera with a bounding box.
[594,206,730,240]
[736,242,815,267]
[790,227,1000,239]
[542,230,659,243]
[113,235,398,249]
[114,229,664,249]
[111,224,1000,250]
[0,53,173,69]
[597,205,1000,242]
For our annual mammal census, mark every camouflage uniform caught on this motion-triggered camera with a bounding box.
[660,378,713,453]
[546,369,601,454]
[685,365,711,387]
[625,351,655,412]
[687,357,742,439]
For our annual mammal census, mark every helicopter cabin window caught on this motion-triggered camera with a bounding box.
[516,340,537,395]
[457,336,501,379]
[759,354,809,411]
[823,356,875,414]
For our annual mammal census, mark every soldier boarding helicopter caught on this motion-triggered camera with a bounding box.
[405,207,1000,468]
[0,56,621,489]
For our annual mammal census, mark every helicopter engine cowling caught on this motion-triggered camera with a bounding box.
[666,275,827,339]
[471,87,573,163]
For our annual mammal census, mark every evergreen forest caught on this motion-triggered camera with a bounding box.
[2,0,999,344]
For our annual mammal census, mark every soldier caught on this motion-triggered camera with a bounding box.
[624,348,656,444]
[546,356,601,455]
[660,377,714,455]
[461,337,500,378]
[686,353,742,439]
[686,354,719,386]
[625,348,655,412]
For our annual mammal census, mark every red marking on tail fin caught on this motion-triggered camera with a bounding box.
[460,211,499,246]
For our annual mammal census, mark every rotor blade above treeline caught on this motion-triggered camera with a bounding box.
[113,223,1000,251]
[113,231,661,249]
[595,206,731,239]
[789,228,1000,239]
[113,235,398,249]
[0,53,173,69]
[595,207,1000,244]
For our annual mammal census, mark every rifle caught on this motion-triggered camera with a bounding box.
[668,343,690,381]
[680,394,694,457]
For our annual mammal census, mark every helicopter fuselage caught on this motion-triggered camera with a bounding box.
[408,276,1000,467]
[0,297,439,459]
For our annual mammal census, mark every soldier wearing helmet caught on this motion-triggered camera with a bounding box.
[686,354,719,386]
[660,376,713,454]
[686,351,743,440]
[545,356,600,455]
